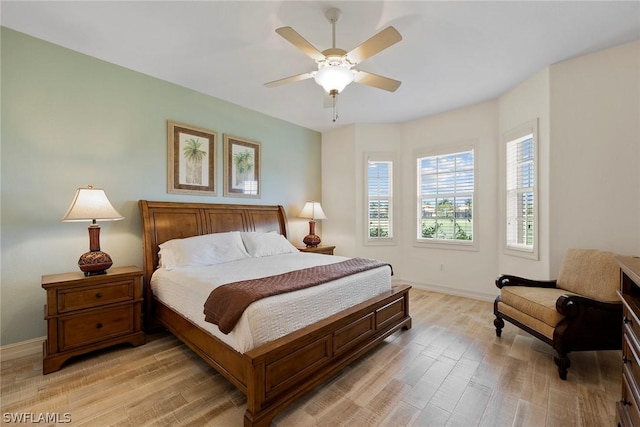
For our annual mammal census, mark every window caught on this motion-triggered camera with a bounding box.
[416,149,474,244]
[366,155,393,242]
[505,123,537,255]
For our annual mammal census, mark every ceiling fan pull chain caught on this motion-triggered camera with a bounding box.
[330,89,339,122]
[333,94,339,122]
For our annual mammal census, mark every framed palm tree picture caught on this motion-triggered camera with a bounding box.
[223,134,261,198]
[167,121,217,195]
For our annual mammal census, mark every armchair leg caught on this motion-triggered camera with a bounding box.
[554,351,570,380]
[494,316,504,337]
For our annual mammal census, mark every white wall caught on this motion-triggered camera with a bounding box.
[548,40,640,273]
[322,40,640,300]
[498,68,551,279]
[322,123,403,273]
[321,125,358,256]
[323,102,499,299]
[399,101,499,298]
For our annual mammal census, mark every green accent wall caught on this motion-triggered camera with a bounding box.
[0,27,321,345]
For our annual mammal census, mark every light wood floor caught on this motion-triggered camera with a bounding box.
[1,289,621,426]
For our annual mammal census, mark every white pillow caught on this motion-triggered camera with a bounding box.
[241,232,299,257]
[157,248,174,269]
[158,231,250,269]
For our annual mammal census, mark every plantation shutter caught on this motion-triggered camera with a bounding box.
[506,133,535,250]
[367,160,392,239]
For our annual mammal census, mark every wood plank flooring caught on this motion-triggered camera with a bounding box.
[1,289,621,426]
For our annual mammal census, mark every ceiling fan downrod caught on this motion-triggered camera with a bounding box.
[325,8,341,50]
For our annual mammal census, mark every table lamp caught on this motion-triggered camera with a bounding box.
[62,185,124,276]
[298,201,327,247]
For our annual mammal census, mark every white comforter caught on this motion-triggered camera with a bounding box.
[150,252,392,353]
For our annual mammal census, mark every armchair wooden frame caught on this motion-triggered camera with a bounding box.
[494,274,622,380]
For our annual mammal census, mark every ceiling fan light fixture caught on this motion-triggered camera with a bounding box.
[313,63,355,94]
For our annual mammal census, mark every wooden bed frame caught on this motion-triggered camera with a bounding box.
[139,200,412,426]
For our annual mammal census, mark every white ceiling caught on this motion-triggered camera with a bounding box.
[2,1,639,133]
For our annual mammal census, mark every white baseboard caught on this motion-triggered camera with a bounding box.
[0,336,45,361]
[393,278,496,302]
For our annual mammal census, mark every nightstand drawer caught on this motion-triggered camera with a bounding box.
[58,280,134,312]
[59,305,134,351]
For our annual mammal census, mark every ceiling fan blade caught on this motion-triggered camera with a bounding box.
[264,72,314,88]
[346,26,402,64]
[275,27,325,62]
[354,70,401,92]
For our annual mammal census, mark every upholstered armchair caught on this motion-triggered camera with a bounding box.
[493,248,622,380]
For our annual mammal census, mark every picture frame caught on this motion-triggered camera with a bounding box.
[223,134,261,198]
[167,121,217,195]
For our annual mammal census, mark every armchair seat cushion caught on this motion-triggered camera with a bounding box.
[496,301,555,340]
[500,286,578,329]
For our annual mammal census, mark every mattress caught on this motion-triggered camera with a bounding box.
[150,252,392,353]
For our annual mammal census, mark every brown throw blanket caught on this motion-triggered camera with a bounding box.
[203,258,392,334]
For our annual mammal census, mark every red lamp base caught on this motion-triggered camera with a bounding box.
[78,251,113,276]
[303,234,321,247]
[303,219,321,247]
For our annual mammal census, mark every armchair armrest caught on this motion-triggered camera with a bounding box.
[495,274,557,289]
[556,294,622,318]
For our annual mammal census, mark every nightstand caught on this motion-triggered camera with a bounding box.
[42,265,145,374]
[297,245,336,255]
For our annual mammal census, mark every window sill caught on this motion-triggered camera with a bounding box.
[504,245,538,260]
[414,239,478,252]
[364,239,396,247]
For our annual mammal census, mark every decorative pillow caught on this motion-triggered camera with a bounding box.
[158,231,250,269]
[241,232,299,257]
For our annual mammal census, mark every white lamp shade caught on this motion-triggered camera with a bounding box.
[313,64,355,93]
[62,187,124,222]
[298,202,327,220]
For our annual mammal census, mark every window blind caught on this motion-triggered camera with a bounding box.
[506,133,535,250]
[367,159,393,239]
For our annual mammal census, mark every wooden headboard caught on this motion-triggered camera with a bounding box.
[138,200,289,330]
[138,200,289,303]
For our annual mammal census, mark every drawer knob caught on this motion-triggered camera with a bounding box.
[622,399,632,406]
[623,356,633,364]
[96,323,103,329]
[95,293,102,298]
[623,316,632,325]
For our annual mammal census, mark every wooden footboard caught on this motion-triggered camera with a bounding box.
[155,284,411,427]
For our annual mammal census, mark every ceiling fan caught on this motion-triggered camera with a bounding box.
[265,8,402,121]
